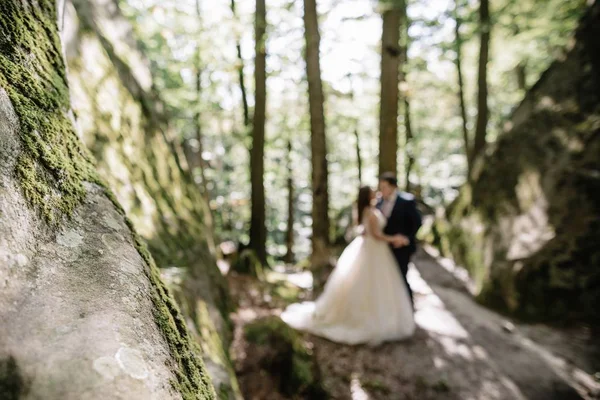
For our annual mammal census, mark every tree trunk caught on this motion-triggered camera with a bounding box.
[348,75,362,185]
[285,140,295,264]
[398,0,413,191]
[0,1,215,398]
[249,0,267,265]
[194,0,211,205]
[516,62,527,91]
[231,0,250,128]
[354,128,363,184]
[471,0,491,168]
[303,0,330,275]
[404,97,415,192]
[378,2,403,176]
[454,0,471,176]
[511,24,527,92]
[193,0,217,255]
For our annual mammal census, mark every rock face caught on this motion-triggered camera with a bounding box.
[60,0,240,397]
[435,2,600,324]
[0,1,214,398]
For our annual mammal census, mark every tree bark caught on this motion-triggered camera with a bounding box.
[398,0,413,191]
[285,140,295,264]
[516,62,527,91]
[249,0,267,265]
[194,0,210,201]
[454,0,471,176]
[348,75,362,185]
[471,0,491,168]
[404,97,415,192]
[0,1,215,398]
[230,0,250,128]
[378,2,404,176]
[354,128,363,184]
[303,0,330,273]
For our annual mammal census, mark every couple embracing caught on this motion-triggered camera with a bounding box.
[282,173,422,345]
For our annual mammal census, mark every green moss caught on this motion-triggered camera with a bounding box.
[432,379,450,393]
[361,378,391,395]
[124,217,217,400]
[0,0,100,222]
[195,300,229,367]
[244,316,326,398]
[245,316,301,349]
[271,281,302,305]
[231,249,265,279]
[217,385,234,400]
[0,3,216,397]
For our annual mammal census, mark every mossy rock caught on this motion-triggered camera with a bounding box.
[0,1,218,397]
[426,2,600,325]
[244,316,327,398]
[0,356,27,400]
[230,248,266,279]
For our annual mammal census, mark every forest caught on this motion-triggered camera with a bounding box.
[0,0,599,399]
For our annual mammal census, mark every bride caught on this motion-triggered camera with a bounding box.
[281,186,415,345]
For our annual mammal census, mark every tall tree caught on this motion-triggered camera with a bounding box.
[404,99,415,192]
[194,0,211,205]
[453,0,471,176]
[354,128,363,185]
[470,0,491,169]
[303,0,330,274]
[378,0,404,176]
[399,0,414,191]
[249,0,267,264]
[348,74,363,185]
[231,0,250,128]
[285,139,295,264]
[512,25,527,91]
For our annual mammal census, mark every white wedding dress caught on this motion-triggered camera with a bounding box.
[281,208,415,345]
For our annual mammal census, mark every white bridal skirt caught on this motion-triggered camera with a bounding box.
[281,236,415,345]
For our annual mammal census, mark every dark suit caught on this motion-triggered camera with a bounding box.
[377,191,422,303]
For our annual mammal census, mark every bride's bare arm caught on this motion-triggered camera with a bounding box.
[366,210,395,244]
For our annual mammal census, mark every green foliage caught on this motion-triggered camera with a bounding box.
[0,0,99,222]
[120,0,587,262]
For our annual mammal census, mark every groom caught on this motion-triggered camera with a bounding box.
[377,172,422,305]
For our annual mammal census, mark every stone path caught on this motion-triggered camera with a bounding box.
[229,246,600,399]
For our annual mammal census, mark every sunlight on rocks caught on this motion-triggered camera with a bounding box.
[410,267,469,339]
[506,171,556,260]
[350,373,370,400]
[286,271,313,289]
[272,264,313,289]
[238,308,258,323]
[424,244,477,294]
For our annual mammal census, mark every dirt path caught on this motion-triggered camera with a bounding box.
[229,247,600,399]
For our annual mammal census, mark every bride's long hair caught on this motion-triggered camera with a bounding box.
[356,186,373,226]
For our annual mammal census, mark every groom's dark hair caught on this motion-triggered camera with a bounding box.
[379,172,398,187]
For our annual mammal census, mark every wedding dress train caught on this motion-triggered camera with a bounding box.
[281,210,415,345]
